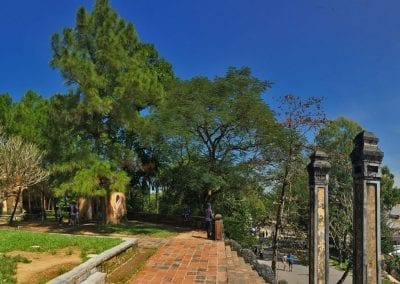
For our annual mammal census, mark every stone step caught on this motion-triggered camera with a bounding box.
[81,272,106,284]
[225,245,265,284]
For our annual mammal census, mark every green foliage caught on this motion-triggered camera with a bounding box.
[386,255,400,275]
[11,91,50,150]
[224,216,257,246]
[214,191,257,245]
[156,67,279,215]
[50,0,171,131]
[54,157,129,197]
[381,214,394,255]
[381,166,400,212]
[0,93,14,134]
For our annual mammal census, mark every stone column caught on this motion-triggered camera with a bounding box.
[214,214,223,240]
[350,131,383,284]
[308,150,330,284]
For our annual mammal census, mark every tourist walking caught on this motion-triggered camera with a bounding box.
[205,203,214,239]
[287,253,294,272]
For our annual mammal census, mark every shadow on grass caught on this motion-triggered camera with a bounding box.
[0,219,189,238]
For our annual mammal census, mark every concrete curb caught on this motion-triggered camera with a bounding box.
[48,237,137,284]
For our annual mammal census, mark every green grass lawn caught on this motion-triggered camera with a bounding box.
[0,229,122,283]
[0,229,122,256]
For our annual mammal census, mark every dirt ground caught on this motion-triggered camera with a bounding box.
[6,249,82,284]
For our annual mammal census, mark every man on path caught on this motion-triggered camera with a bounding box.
[205,203,214,239]
[287,253,294,272]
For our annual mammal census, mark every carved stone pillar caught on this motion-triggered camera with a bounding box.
[350,131,383,284]
[107,192,127,224]
[214,214,223,240]
[308,150,330,284]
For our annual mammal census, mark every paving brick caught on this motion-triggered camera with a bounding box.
[129,230,265,284]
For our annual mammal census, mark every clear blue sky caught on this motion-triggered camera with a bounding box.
[1,0,400,183]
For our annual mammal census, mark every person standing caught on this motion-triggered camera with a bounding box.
[55,206,62,225]
[69,203,78,226]
[259,227,267,248]
[183,206,191,222]
[287,253,294,272]
[205,203,214,239]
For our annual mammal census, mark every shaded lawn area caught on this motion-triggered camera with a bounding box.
[71,221,181,237]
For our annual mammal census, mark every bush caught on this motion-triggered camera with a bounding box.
[224,216,256,246]
[386,255,400,279]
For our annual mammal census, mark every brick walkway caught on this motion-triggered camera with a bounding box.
[130,230,265,284]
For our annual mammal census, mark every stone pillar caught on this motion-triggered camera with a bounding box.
[308,150,330,284]
[350,131,383,284]
[214,214,223,240]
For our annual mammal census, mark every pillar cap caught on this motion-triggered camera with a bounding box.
[307,150,331,172]
[350,131,383,164]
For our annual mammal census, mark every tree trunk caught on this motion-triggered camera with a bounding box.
[102,196,108,224]
[271,178,288,276]
[336,262,351,284]
[28,191,31,212]
[155,185,159,214]
[148,183,151,212]
[9,187,22,225]
[41,187,46,223]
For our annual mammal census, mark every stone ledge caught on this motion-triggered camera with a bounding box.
[48,237,138,284]
[81,272,106,284]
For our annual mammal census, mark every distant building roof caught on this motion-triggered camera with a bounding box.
[390,204,400,217]
[388,204,400,230]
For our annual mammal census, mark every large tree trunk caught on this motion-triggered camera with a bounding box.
[107,192,126,224]
[79,197,93,221]
[9,187,22,225]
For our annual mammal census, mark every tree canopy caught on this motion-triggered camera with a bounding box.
[0,0,397,255]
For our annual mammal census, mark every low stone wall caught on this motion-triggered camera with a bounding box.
[225,239,276,283]
[0,213,24,222]
[48,237,138,284]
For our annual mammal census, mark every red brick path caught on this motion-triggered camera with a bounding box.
[130,231,265,284]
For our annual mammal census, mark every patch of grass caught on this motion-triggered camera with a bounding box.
[0,254,30,283]
[107,247,157,283]
[0,229,122,257]
[57,266,70,275]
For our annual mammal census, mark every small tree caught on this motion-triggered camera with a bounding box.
[316,117,362,266]
[0,133,49,223]
[270,95,326,276]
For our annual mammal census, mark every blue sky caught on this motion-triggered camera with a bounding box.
[1,0,400,183]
